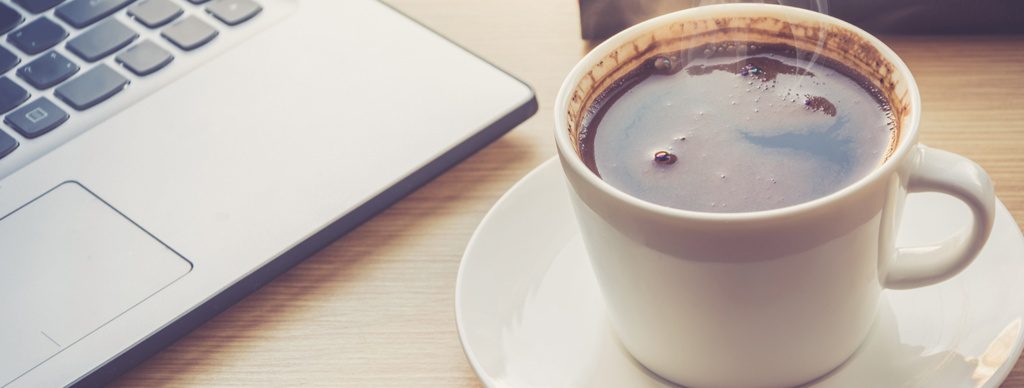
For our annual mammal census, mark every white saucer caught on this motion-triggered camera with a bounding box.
[456,158,1024,387]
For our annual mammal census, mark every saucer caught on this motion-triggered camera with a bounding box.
[456,158,1024,387]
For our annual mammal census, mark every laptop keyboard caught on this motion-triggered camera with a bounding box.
[0,0,263,168]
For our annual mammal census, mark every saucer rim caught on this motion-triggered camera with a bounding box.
[455,158,563,387]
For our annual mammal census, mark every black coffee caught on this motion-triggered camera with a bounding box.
[580,43,895,213]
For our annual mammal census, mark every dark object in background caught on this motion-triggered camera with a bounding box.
[579,0,1024,39]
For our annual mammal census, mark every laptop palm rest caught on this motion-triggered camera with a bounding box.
[0,182,191,386]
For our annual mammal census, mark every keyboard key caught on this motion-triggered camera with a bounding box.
[14,0,65,14]
[0,77,28,114]
[128,0,181,28]
[115,40,172,76]
[55,64,127,110]
[0,130,17,159]
[161,16,217,51]
[55,0,135,29]
[206,0,260,26]
[6,97,67,138]
[67,19,138,62]
[0,46,20,75]
[17,51,78,89]
[0,4,23,35]
[9,18,67,55]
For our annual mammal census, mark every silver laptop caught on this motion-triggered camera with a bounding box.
[0,0,535,386]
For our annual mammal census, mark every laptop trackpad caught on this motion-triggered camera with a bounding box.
[0,182,191,385]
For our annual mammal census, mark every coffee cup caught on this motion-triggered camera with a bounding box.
[554,4,996,386]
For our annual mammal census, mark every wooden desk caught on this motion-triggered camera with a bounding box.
[113,0,1024,386]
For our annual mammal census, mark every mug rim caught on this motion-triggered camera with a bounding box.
[554,3,922,223]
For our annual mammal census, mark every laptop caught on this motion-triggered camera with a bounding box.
[0,0,536,386]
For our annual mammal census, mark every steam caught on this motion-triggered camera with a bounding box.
[688,0,832,95]
[697,0,828,14]
[590,0,830,34]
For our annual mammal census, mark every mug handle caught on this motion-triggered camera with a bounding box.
[884,145,996,290]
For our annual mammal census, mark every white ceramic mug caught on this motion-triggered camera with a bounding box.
[554,4,996,387]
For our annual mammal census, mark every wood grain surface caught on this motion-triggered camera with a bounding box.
[112,0,1024,386]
